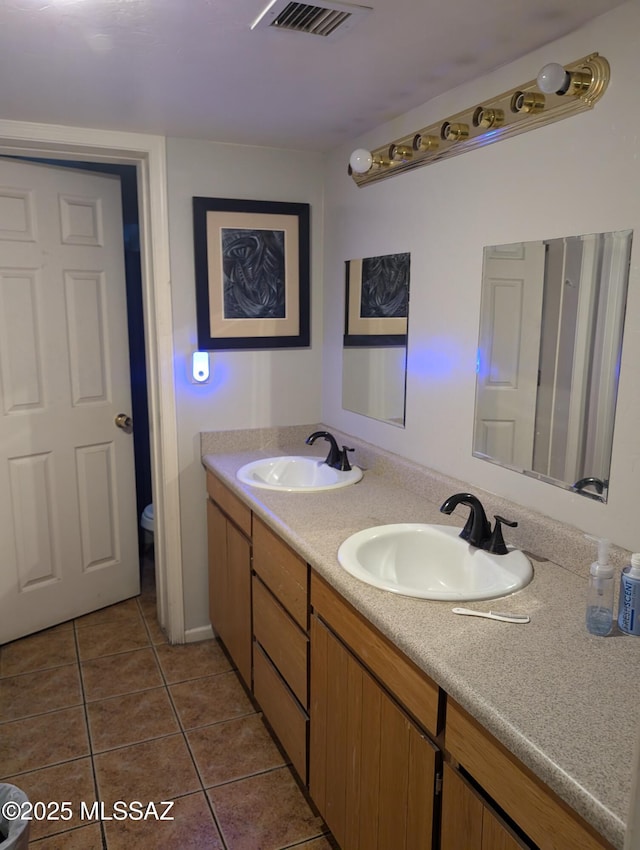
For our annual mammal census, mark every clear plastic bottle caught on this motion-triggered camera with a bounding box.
[585,536,614,636]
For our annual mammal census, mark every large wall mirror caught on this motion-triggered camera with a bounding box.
[342,252,410,427]
[473,229,632,501]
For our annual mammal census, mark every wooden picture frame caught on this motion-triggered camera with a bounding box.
[193,196,310,350]
[344,252,410,347]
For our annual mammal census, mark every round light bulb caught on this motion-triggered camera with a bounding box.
[536,62,570,94]
[349,148,373,174]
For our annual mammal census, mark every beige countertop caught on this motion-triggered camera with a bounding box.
[201,426,640,849]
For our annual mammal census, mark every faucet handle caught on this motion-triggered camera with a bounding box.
[339,446,355,471]
[486,515,518,555]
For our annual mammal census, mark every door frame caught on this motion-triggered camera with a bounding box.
[0,119,185,643]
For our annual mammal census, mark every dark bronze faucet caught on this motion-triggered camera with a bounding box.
[440,492,492,549]
[305,431,355,471]
[573,476,606,495]
[440,492,518,554]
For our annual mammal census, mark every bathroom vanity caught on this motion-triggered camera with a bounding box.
[202,427,638,850]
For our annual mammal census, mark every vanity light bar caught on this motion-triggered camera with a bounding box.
[349,53,610,187]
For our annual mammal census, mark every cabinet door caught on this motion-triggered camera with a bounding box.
[207,497,252,688]
[252,576,308,706]
[225,519,252,687]
[207,498,228,644]
[310,614,438,850]
[441,763,529,850]
[446,699,609,850]
[254,642,308,783]
[253,516,308,629]
[440,763,483,850]
[483,813,529,850]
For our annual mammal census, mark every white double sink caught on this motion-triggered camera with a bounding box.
[237,455,363,492]
[236,456,532,602]
[336,523,532,602]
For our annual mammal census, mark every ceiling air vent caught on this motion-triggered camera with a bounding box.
[251,0,372,40]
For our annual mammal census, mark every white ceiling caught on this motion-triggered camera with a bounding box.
[0,0,626,151]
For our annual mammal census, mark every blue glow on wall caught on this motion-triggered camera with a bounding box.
[207,359,230,393]
[409,338,468,381]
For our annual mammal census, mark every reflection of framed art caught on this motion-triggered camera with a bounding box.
[344,252,410,347]
[193,197,310,350]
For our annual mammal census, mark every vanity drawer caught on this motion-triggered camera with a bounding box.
[253,575,309,707]
[206,472,251,537]
[254,642,308,784]
[253,516,309,629]
[310,573,440,736]
[446,699,613,850]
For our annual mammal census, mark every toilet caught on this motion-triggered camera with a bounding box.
[141,503,154,549]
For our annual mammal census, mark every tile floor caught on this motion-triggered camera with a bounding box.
[0,558,336,849]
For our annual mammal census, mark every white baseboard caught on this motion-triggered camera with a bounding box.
[184,623,214,643]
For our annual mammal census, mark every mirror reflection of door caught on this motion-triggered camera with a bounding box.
[474,230,632,501]
[474,241,546,468]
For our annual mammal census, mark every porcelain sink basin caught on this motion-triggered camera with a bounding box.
[236,456,363,492]
[337,523,532,601]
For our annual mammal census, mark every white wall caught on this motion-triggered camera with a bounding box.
[166,139,325,631]
[321,2,640,554]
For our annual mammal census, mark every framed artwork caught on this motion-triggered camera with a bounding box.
[193,196,310,350]
[344,252,410,346]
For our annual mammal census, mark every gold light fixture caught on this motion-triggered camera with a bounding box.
[440,121,470,142]
[349,53,610,186]
[389,143,413,162]
[473,106,504,129]
[413,133,439,152]
[510,91,545,114]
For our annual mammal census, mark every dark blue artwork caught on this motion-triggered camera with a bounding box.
[222,228,286,320]
[360,253,410,319]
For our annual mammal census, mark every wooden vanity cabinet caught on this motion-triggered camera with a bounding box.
[206,472,252,687]
[310,573,442,850]
[441,763,529,850]
[204,471,616,850]
[444,699,615,850]
[252,516,310,783]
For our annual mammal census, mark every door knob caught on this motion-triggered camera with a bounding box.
[115,413,133,433]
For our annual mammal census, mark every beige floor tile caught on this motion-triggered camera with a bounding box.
[103,791,224,850]
[142,613,169,645]
[76,617,150,661]
[0,571,338,849]
[87,686,179,752]
[0,625,77,678]
[0,706,89,775]
[154,639,233,683]
[0,664,82,722]
[29,822,104,849]
[81,647,163,702]
[3,757,97,841]
[188,714,286,787]
[94,734,200,807]
[170,672,254,730]
[209,766,325,850]
[74,597,141,630]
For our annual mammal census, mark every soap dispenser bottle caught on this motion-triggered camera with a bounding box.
[585,536,614,636]
[617,553,640,636]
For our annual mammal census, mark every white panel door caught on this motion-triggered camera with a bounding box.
[474,242,546,469]
[0,159,139,643]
